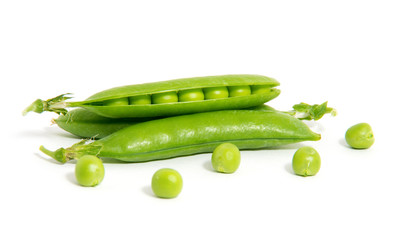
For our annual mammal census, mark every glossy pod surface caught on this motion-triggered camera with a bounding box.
[53,108,156,139]
[43,110,320,163]
[54,105,276,139]
[71,74,280,118]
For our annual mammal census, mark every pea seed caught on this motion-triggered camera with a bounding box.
[75,155,105,187]
[292,146,321,177]
[103,97,129,106]
[228,85,251,97]
[129,95,151,105]
[203,87,229,99]
[151,91,178,104]
[178,89,204,102]
[345,123,374,149]
[151,168,183,198]
[211,143,241,173]
[251,85,272,94]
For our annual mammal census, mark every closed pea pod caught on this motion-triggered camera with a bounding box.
[53,105,276,139]
[23,74,280,118]
[40,110,321,163]
[53,103,333,139]
[53,108,158,139]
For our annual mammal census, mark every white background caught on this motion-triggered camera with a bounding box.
[1,0,402,239]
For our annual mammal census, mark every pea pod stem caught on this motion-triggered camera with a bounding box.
[40,140,102,163]
[282,101,337,121]
[22,94,72,116]
[39,145,66,163]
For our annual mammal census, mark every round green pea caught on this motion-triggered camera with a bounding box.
[129,95,151,105]
[292,146,321,177]
[251,85,271,94]
[75,155,105,187]
[345,123,374,149]
[151,168,183,198]
[203,87,229,100]
[103,97,129,106]
[211,143,241,173]
[178,89,204,102]
[151,91,178,104]
[228,85,251,97]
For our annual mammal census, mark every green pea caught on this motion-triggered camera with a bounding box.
[345,123,374,149]
[292,146,321,177]
[203,87,229,99]
[129,95,151,105]
[103,97,129,106]
[251,85,272,94]
[178,89,204,102]
[151,91,178,104]
[228,85,251,97]
[151,168,183,198]
[75,155,105,187]
[211,143,241,173]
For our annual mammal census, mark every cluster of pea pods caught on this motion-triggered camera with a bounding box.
[24,74,323,163]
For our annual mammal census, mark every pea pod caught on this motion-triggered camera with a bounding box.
[40,110,321,163]
[53,105,276,139]
[53,108,156,139]
[23,74,280,118]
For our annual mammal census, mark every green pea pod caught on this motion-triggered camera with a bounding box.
[23,74,280,118]
[53,105,276,139]
[40,110,321,163]
[52,108,157,139]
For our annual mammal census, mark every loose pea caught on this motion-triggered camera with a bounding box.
[203,87,229,99]
[129,95,151,105]
[151,91,178,104]
[151,168,183,198]
[211,143,241,173]
[75,155,105,187]
[178,89,204,102]
[345,123,374,149]
[251,85,272,94]
[103,97,129,106]
[292,146,321,177]
[228,85,251,97]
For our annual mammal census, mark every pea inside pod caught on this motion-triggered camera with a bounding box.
[23,74,280,118]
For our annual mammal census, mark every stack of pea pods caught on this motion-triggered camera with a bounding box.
[24,74,339,191]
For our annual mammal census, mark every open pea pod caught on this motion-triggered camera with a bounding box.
[23,74,280,118]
